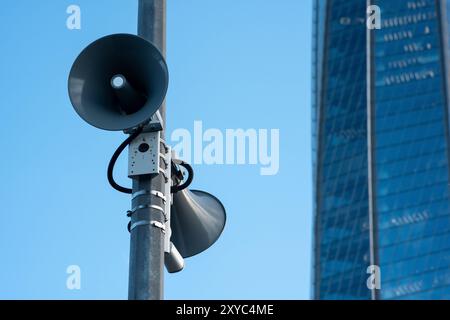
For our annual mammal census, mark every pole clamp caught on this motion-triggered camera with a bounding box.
[129,220,166,232]
[127,204,167,222]
[132,190,166,203]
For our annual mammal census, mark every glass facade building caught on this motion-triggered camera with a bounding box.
[313,0,450,299]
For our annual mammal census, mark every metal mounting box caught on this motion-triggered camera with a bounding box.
[128,131,160,177]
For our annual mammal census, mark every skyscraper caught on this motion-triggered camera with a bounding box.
[312,0,450,299]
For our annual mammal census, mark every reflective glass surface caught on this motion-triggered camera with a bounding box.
[313,0,450,300]
[373,0,450,299]
[313,0,371,300]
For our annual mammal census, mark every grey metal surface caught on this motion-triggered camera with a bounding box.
[164,243,185,273]
[68,33,168,131]
[128,168,166,300]
[128,0,167,301]
[128,131,160,177]
[138,0,166,129]
[171,190,226,258]
[366,0,379,301]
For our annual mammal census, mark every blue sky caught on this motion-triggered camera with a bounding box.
[0,0,312,299]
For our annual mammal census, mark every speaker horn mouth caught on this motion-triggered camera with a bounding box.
[68,33,169,131]
[111,74,126,89]
[110,74,147,115]
[171,189,227,258]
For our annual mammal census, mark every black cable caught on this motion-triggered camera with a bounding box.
[108,126,194,195]
[107,127,144,194]
[171,161,194,193]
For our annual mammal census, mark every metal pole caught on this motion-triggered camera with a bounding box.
[128,0,167,300]
[138,0,166,129]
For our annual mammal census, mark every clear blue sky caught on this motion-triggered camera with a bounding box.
[0,0,312,299]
